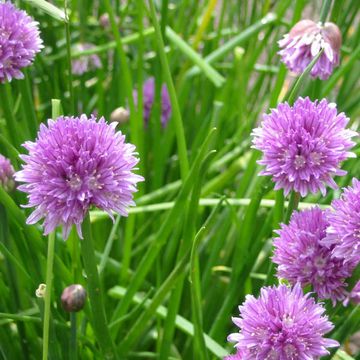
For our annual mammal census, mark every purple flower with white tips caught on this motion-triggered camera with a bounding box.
[15,115,143,239]
[133,77,172,127]
[323,178,360,265]
[0,2,43,82]
[227,284,338,359]
[278,20,342,80]
[273,207,354,305]
[252,97,357,197]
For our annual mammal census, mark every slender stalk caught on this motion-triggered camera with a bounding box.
[42,231,56,360]
[148,0,190,180]
[69,313,77,360]
[284,191,300,223]
[80,214,117,359]
[319,0,333,24]
[64,0,75,113]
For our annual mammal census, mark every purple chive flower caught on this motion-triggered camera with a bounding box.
[0,2,43,82]
[273,208,353,305]
[252,97,357,197]
[227,283,339,359]
[0,154,15,191]
[348,281,360,305]
[72,43,102,75]
[15,115,143,239]
[323,178,360,264]
[133,77,172,127]
[278,20,342,80]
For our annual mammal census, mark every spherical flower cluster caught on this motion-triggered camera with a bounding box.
[227,284,338,359]
[252,97,357,197]
[323,178,360,265]
[72,43,102,75]
[273,207,353,304]
[0,2,43,82]
[0,154,15,191]
[15,115,143,239]
[133,77,172,127]
[278,20,342,80]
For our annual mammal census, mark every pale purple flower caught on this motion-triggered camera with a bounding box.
[323,178,360,265]
[15,115,143,239]
[348,281,360,305]
[227,284,338,359]
[72,43,101,75]
[0,154,14,191]
[273,208,353,305]
[133,77,172,127]
[278,20,342,80]
[0,2,43,82]
[252,97,357,197]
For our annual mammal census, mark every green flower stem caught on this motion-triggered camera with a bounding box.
[80,214,117,359]
[319,0,333,24]
[69,313,77,360]
[42,231,56,360]
[284,191,300,223]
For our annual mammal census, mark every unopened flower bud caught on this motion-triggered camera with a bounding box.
[110,107,130,124]
[61,284,87,312]
[278,19,342,80]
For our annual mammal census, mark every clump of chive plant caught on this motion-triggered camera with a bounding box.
[226,284,338,359]
[15,115,143,239]
[0,1,43,82]
[252,97,357,197]
[273,207,354,305]
[133,77,172,127]
[278,20,342,80]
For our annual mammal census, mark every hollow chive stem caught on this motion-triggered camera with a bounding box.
[80,214,117,359]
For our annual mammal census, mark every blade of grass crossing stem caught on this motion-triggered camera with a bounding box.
[110,128,216,337]
[148,0,189,180]
[104,0,144,176]
[80,214,118,359]
[108,286,227,357]
[117,245,192,353]
[187,13,277,77]
[165,27,225,87]
[159,151,216,360]
[42,99,61,360]
[210,176,273,340]
[119,182,217,356]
